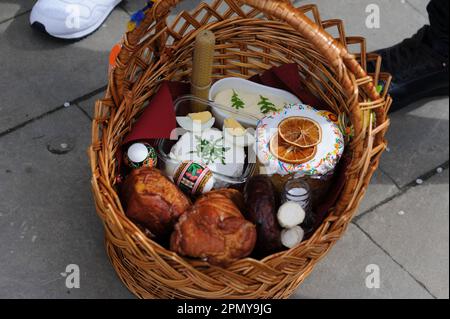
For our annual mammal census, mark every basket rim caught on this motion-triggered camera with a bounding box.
[89,0,392,299]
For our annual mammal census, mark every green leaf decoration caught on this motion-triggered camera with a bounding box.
[258,95,278,114]
[231,90,245,110]
[376,84,383,94]
[190,136,229,165]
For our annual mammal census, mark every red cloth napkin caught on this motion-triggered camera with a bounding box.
[123,81,190,145]
[249,63,323,108]
[122,63,324,144]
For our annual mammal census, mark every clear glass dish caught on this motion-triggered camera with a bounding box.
[156,95,258,187]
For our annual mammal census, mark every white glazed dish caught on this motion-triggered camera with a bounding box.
[209,77,302,128]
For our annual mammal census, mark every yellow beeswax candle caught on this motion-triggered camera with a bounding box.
[191,30,216,112]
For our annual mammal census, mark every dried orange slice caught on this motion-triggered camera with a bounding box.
[278,117,322,148]
[270,134,317,164]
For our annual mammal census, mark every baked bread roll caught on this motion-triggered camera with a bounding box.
[122,168,191,239]
[171,189,257,267]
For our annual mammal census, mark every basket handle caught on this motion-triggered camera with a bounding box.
[113,0,380,106]
[147,0,380,101]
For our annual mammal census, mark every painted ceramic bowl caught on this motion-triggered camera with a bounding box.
[256,104,344,177]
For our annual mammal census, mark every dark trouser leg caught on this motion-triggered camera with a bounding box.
[375,0,449,112]
[427,0,449,56]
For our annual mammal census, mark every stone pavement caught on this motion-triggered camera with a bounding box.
[0,0,448,299]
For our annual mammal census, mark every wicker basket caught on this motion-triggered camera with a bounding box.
[89,0,392,299]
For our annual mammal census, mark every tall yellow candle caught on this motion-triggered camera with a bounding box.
[191,30,216,112]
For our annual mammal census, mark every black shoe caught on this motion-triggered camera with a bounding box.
[375,26,449,112]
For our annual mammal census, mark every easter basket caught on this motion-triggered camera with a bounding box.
[89,0,392,299]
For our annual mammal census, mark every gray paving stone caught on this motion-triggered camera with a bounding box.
[121,0,203,17]
[0,9,129,133]
[120,0,142,15]
[77,90,106,119]
[357,169,401,215]
[294,0,428,51]
[0,0,34,22]
[292,224,433,299]
[357,169,449,299]
[406,0,429,17]
[380,97,449,187]
[0,107,133,298]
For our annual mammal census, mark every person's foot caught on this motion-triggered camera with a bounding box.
[375,25,449,112]
[30,0,122,40]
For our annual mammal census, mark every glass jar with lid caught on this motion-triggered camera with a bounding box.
[282,177,315,233]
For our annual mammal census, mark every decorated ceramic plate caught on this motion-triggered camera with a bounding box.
[256,104,345,177]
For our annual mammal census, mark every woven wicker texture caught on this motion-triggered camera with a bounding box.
[89,0,392,299]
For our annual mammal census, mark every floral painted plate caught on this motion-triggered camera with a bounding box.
[256,104,345,177]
